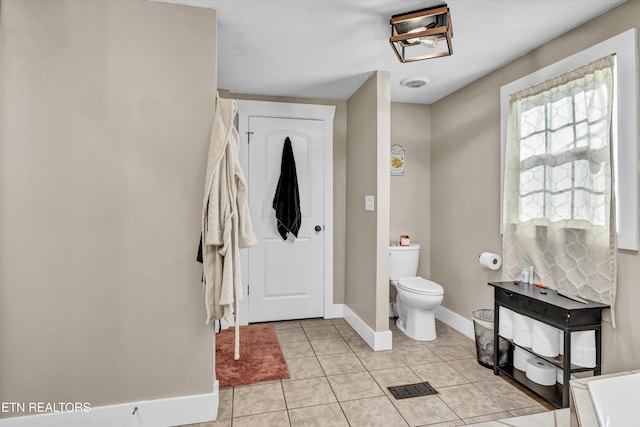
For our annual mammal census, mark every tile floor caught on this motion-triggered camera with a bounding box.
[185,318,568,427]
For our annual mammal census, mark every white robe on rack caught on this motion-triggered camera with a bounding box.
[201,95,256,359]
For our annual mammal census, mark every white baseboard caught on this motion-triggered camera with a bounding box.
[324,303,345,319]
[343,305,392,351]
[435,305,475,340]
[0,382,219,427]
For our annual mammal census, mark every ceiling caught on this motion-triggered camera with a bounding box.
[159,0,627,104]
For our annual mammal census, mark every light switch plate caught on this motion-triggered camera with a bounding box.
[365,195,375,211]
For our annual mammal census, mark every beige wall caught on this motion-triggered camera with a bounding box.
[390,102,431,280]
[375,72,392,332]
[0,0,217,413]
[431,1,640,373]
[225,89,421,332]
[219,91,347,305]
[346,71,391,331]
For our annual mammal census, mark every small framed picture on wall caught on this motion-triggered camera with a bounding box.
[391,144,405,176]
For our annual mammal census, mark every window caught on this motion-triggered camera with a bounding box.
[500,29,638,250]
[502,56,617,315]
[516,63,611,226]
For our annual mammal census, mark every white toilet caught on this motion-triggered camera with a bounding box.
[389,244,444,341]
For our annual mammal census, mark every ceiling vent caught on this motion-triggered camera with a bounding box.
[400,77,431,88]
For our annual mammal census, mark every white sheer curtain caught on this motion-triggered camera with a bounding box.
[502,55,617,324]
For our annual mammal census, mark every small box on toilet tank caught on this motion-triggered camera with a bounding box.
[399,235,410,246]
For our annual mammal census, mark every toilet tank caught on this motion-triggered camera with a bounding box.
[389,244,420,280]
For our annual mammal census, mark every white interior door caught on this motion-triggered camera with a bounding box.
[247,117,325,322]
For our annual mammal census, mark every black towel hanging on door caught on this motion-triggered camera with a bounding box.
[272,137,301,240]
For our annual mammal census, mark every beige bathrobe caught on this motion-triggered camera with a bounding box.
[202,95,256,359]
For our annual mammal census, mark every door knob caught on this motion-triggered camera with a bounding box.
[315,225,322,232]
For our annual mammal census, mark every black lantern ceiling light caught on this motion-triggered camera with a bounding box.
[389,4,453,63]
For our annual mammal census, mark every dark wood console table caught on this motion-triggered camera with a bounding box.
[489,281,609,408]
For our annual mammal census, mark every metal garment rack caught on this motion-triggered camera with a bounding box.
[488,281,609,408]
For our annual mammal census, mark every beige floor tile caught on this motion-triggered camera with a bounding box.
[335,323,359,338]
[310,338,352,355]
[340,395,408,427]
[391,394,459,427]
[460,339,478,354]
[232,410,290,427]
[282,376,337,409]
[276,327,308,343]
[462,411,513,424]
[300,318,334,328]
[409,362,469,388]
[345,336,374,352]
[317,352,366,375]
[289,402,349,427]
[477,379,540,410]
[508,405,549,417]
[286,356,324,380]
[447,358,496,383]
[369,367,422,395]
[436,383,506,419]
[271,320,303,330]
[232,382,286,417]
[356,350,406,371]
[304,325,341,340]
[435,325,473,343]
[464,422,508,427]
[391,330,423,348]
[281,339,315,360]
[498,410,555,427]
[393,344,442,365]
[216,388,233,419]
[220,316,561,427]
[327,371,384,401]
[422,421,466,427]
[424,341,476,361]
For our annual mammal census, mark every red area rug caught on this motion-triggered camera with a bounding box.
[216,324,289,388]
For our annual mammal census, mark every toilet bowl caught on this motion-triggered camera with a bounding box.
[389,244,445,341]
[392,277,444,341]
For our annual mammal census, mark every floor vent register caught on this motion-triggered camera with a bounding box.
[387,382,438,399]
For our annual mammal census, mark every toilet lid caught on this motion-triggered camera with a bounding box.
[397,277,444,296]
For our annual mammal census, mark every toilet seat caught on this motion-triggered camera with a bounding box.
[397,277,444,296]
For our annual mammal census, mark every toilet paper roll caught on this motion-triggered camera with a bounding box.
[572,346,596,368]
[531,320,560,357]
[572,330,595,348]
[526,357,556,386]
[498,307,515,340]
[514,330,532,348]
[571,331,596,368]
[513,313,533,348]
[479,252,502,270]
[514,347,529,372]
[556,368,576,385]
